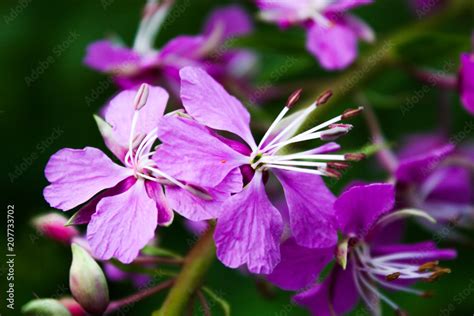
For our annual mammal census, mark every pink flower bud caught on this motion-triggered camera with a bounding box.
[59,297,87,316]
[32,213,79,245]
[70,243,109,315]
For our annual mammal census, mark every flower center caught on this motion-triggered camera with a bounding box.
[350,242,450,314]
[249,89,364,177]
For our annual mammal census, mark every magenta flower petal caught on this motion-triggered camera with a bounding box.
[44,147,132,211]
[293,265,359,316]
[214,172,283,274]
[145,181,174,226]
[70,176,137,225]
[159,35,207,62]
[335,183,395,238]
[87,180,157,263]
[84,40,141,72]
[155,115,247,188]
[343,14,375,42]
[395,144,455,183]
[179,66,256,148]
[275,170,338,248]
[460,53,474,114]
[102,86,169,155]
[166,168,242,221]
[267,238,333,291]
[306,22,358,70]
[203,5,253,41]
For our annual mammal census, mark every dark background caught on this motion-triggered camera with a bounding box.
[1,0,473,315]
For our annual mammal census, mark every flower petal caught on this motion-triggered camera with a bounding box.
[101,86,169,155]
[69,176,137,225]
[179,66,256,148]
[214,172,283,274]
[87,180,157,263]
[335,183,395,237]
[83,40,141,72]
[155,115,247,188]
[145,181,174,226]
[460,53,474,115]
[306,22,358,70]
[165,168,243,221]
[275,170,338,248]
[396,144,455,183]
[267,238,333,290]
[294,265,359,316]
[203,5,253,42]
[44,147,132,211]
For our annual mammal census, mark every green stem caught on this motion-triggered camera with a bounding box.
[152,227,216,316]
[298,0,471,132]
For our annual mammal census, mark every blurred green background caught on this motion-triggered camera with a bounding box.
[0,0,473,315]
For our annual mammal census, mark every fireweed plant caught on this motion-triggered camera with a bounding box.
[22,0,474,315]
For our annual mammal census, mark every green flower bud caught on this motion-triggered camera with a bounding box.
[69,243,109,315]
[22,298,71,316]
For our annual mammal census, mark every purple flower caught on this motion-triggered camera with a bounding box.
[459,51,474,115]
[268,183,456,315]
[84,3,256,92]
[154,66,365,273]
[43,84,235,263]
[395,133,474,240]
[256,0,374,70]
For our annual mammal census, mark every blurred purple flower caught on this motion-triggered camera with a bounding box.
[154,66,364,273]
[459,51,474,115]
[395,134,474,240]
[268,183,456,316]
[409,0,446,17]
[43,84,234,263]
[256,0,374,70]
[84,3,256,93]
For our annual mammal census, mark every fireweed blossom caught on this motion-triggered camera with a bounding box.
[395,134,474,240]
[459,47,474,115]
[84,1,256,92]
[43,84,235,263]
[256,0,375,70]
[154,66,365,273]
[267,183,456,315]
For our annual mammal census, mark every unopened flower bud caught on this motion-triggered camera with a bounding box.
[59,297,87,316]
[22,299,71,316]
[69,243,109,315]
[32,213,79,245]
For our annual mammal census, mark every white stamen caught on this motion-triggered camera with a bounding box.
[264,164,328,176]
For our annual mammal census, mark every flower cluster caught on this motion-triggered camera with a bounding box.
[29,1,473,315]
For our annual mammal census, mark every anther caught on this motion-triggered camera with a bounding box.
[327,162,350,170]
[133,83,150,110]
[344,153,366,161]
[316,90,333,105]
[418,261,439,272]
[342,106,364,119]
[325,168,342,179]
[395,309,408,316]
[320,125,352,141]
[386,272,401,281]
[286,88,303,108]
[426,268,451,282]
